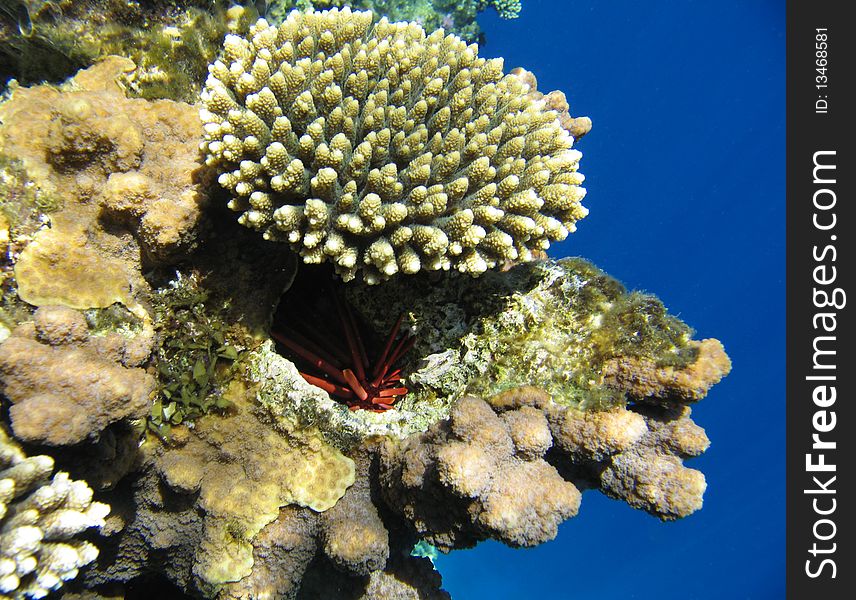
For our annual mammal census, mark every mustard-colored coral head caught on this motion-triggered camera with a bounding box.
[201,8,588,284]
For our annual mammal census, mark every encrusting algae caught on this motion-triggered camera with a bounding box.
[0,6,730,599]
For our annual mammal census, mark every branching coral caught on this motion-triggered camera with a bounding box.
[0,428,109,600]
[0,25,731,598]
[201,8,589,283]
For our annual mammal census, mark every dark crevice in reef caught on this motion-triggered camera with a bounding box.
[546,447,607,493]
[273,262,416,412]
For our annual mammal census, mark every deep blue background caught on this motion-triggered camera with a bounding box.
[434,1,785,598]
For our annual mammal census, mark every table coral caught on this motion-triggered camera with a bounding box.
[0,306,155,446]
[0,428,109,600]
[201,8,588,283]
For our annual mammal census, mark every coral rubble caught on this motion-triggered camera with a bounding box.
[201,9,588,283]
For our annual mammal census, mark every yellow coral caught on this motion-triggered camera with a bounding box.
[0,428,109,599]
[0,57,208,275]
[201,8,589,283]
[154,383,355,589]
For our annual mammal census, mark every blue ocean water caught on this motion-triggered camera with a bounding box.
[435,1,785,599]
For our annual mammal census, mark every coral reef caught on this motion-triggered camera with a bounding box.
[261,1,521,45]
[0,1,255,102]
[0,428,109,600]
[477,0,522,20]
[251,257,721,450]
[246,257,730,458]
[81,386,368,598]
[1,1,523,102]
[201,9,588,283]
[0,306,155,446]
[0,11,730,597]
[487,386,712,520]
[153,385,354,594]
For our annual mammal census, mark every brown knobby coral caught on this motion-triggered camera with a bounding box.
[380,395,581,550]
[0,57,208,271]
[201,8,589,283]
[0,306,155,447]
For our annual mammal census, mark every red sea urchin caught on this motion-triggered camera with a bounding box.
[272,283,414,412]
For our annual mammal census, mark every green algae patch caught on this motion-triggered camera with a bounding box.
[459,258,697,409]
[148,272,250,440]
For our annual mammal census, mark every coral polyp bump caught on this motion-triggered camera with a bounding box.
[201,8,589,283]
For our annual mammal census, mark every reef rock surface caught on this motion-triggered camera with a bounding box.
[0,20,729,599]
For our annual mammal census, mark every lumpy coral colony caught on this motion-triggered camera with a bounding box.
[0,6,729,599]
